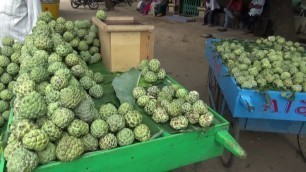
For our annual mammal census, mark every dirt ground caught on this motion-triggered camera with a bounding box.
[59,1,306,171]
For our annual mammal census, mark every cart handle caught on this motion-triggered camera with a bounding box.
[215,130,247,159]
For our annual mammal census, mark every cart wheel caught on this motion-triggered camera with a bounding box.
[220,102,240,167]
[297,134,306,162]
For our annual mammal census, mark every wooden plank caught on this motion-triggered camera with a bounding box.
[140,31,154,60]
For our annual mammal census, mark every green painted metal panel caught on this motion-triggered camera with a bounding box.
[182,0,201,16]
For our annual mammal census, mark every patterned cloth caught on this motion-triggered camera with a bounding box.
[0,0,42,46]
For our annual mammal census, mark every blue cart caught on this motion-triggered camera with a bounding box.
[205,38,306,167]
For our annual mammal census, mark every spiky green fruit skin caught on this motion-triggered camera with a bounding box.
[96,10,107,20]
[143,71,158,83]
[36,142,56,165]
[10,119,38,140]
[157,91,173,102]
[152,107,169,123]
[80,76,95,90]
[36,116,49,128]
[0,55,10,68]
[81,133,99,152]
[2,36,15,46]
[147,86,160,98]
[6,148,38,172]
[170,116,189,130]
[52,108,75,129]
[89,84,104,99]
[4,141,23,161]
[99,133,117,150]
[74,97,99,123]
[93,72,104,84]
[181,102,192,114]
[185,91,200,104]
[0,100,9,113]
[42,120,63,142]
[71,65,85,78]
[22,129,49,151]
[157,68,166,80]
[19,91,47,119]
[65,53,79,67]
[137,95,150,107]
[166,102,182,117]
[30,67,49,83]
[0,89,14,101]
[56,135,84,162]
[124,110,142,128]
[144,99,157,116]
[175,88,188,99]
[2,110,10,121]
[68,119,89,137]
[192,100,208,115]
[14,80,36,98]
[106,114,125,132]
[138,60,148,70]
[134,124,151,142]
[1,46,14,57]
[89,53,102,64]
[116,128,135,146]
[148,59,161,72]
[99,103,118,120]
[132,87,146,99]
[60,86,83,109]
[199,112,214,128]
[45,85,60,103]
[6,63,19,76]
[0,73,12,84]
[185,112,200,124]
[90,119,109,138]
[50,74,69,90]
[118,103,133,115]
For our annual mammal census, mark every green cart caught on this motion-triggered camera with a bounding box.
[0,63,246,172]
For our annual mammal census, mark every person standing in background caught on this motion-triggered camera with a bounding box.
[203,0,221,27]
[218,0,243,32]
[0,0,42,46]
[243,0,265,32]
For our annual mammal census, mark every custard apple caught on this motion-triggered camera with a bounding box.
[48,53,62,63]
[181,102,192,114]
[37,81,49,96]
[2,36,15,46]
[30,67,49,83]
[117,128,135,146]
[96,10,107,20]
[50,74,69,90]
[48,62,66,74]
[19,91,47,119]
[185,91,200,104]
[0,100,9,113]
[56,135,84,162]
[55,68,72,80]
[166,102,182,117]
[132,87,146,99]
[4,141,23,161]
[138,60,148,70]
[65,53,79,67]
[99,133,117,150]
[137,95,150,107]
[161,86,175,96]
[71,65,85,78]
[157,91,173,102]
[36,142,56,165]
[60,86,83,109]
[22,129,49,151]
[56,43,73,57]
[93,72,104,84]
[143,71,158,83]
[63,31,75,42]
[74,97,99,123]
[199,112,214,128]
[80,76,95,90]
[0,72,12,84]
[0,89,13,101]
[14,80,36,98]
[192,100,208,115]
[36,116,49,128]
[147,86,160,98]
[89,84,104,99]
[99,103,118,120]
[2,110,10,121]
[118,103,133,115]
[106,114,125,132]
[34,35,53,50]
[42,120,63,142]
[10,119,38,140]
[185,111,200,124]
[6,147,38,172]
[134,124,151,142]
[90,119,109,138]
[81,133,99,152]
[157,68,166,80]
[68,119,89,137]
[144,99,157,115]
[6,63,19,76]
[45,85,60,103]
[170,116,189,130]
[89,53,102,64]
[1,46,14,57]
[152,107,169,123]
[124,110,142,128]
[175,88,188,99]
[0,55,10,67]
[148,59,161,72]
[52,108,75,129]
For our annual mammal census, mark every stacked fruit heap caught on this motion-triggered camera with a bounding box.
[138,59,166,83]
[215,36,306,92]
[2,11,151,172]
[133,63,214,130]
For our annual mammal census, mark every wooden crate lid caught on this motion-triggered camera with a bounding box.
[92,17,154,32]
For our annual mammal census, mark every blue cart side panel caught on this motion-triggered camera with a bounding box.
[205,39,306,122]
[242,118,306,134]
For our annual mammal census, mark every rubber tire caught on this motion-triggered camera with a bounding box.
[297,134,306,162]
[88,0,99,9]
[71,0,80,8]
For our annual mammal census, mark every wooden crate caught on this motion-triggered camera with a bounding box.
[92,17,155,72]
[41,3,59,19]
